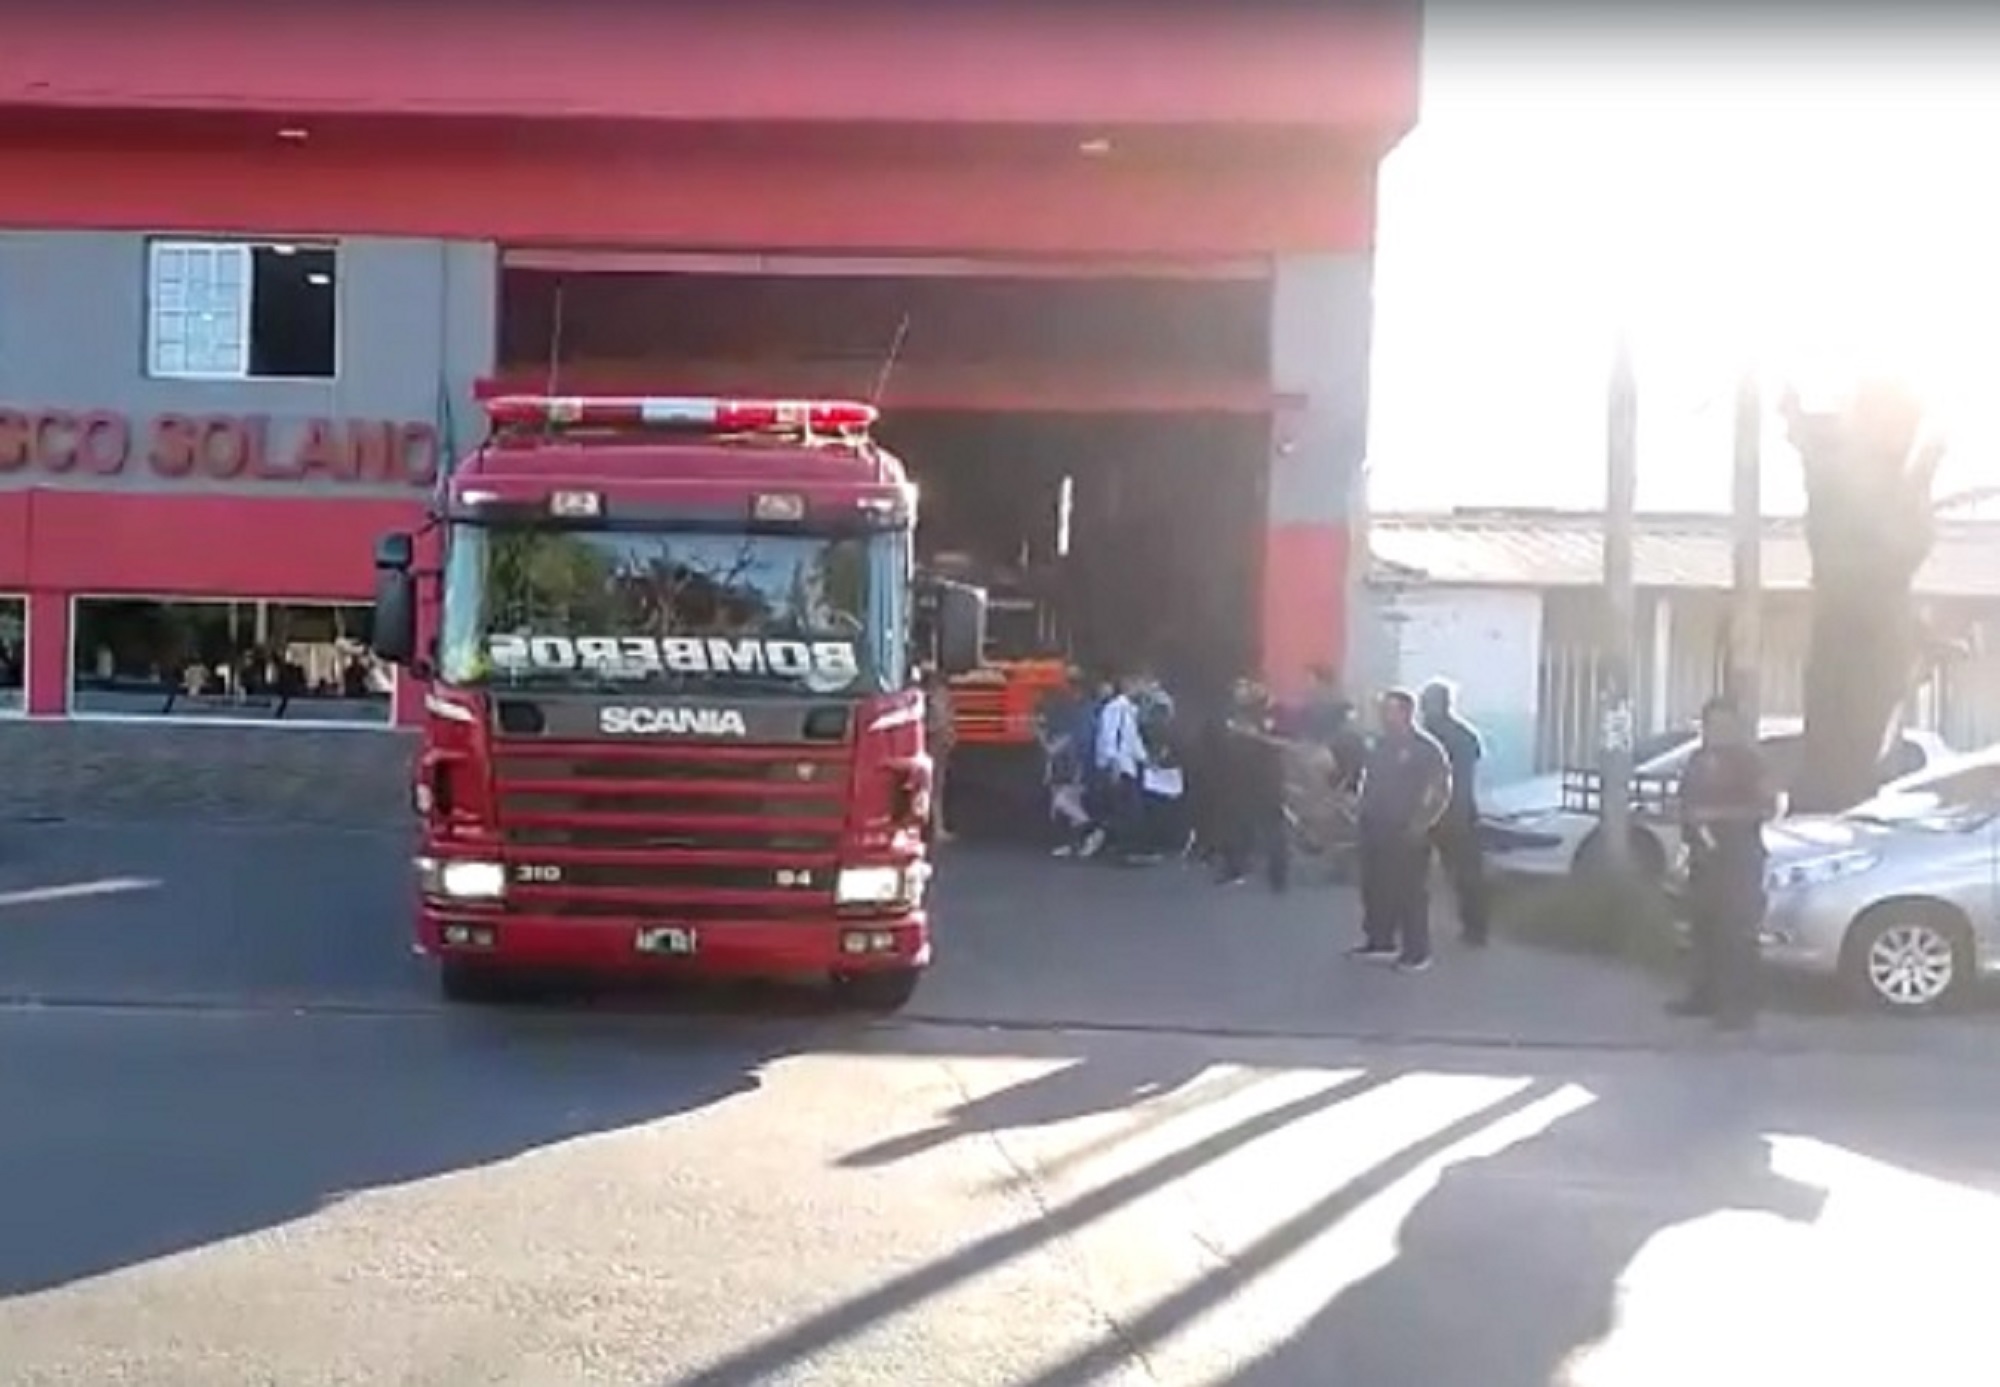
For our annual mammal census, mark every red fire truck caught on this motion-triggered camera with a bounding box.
[366,394,985,1010]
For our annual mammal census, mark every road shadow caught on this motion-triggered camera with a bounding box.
[676,1064,1411,1387]
[725,1020,2000,1385]
[835,1046,1218,1169]
[1215,1074,1829,1387]
[0,1007,808,1298]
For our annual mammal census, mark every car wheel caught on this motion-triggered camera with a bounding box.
[1574,825,1667,883]
[1842,904,1971,1014]
[833,967,922,1014]
[438,958,516,1005]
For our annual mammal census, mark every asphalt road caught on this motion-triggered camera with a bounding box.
[5,821,2000,1385]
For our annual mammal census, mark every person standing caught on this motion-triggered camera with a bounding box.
[1036,668,1098,857]
[1418,679,1492,947]
[1215,676,1290,892]
[1094,671,1149,861]
[922,664,957,844]
[1671,695,1776,1032]
[1351,689,1453,972]
[1288,664,1368,793]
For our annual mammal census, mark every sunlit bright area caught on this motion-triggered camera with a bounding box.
[1369,12,2000,514]
[17,1044,2000,1383]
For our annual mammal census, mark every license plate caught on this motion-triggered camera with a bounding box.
[636,926,699,956]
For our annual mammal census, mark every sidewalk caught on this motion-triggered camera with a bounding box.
[919,846,2000,1059]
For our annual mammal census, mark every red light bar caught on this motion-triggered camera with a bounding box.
[483,395,878,436]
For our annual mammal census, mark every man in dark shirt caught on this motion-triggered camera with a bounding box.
[1419,679,1492,947]
[1672,695,1776,1031]
[1353,688,1453,971]
[1284,664,1368,792]
[1215,677,1290,892]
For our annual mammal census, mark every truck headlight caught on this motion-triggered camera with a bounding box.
[417,857,507,901]
[836,865,913,906]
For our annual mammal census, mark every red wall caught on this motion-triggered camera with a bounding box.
[1262,523,1351,702]
[0,0,1419,136]
[2,488,424,716]
[0,123,1380,257]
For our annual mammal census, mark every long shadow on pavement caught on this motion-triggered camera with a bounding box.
[674,1064,1413,1387]
[0,1007,807,1299]
[834,1044,1217,1170]
[754,1025,2000,1385]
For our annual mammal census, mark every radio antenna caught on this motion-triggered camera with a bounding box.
[869,311,912,407]
[541,278,568,435]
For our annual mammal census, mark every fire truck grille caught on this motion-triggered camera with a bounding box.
[491,742,849,916]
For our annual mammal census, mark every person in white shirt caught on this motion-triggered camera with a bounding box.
[1095,672,1150,859]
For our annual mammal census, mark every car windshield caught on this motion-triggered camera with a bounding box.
[1843,760,2000,830]
[437,523,909,695]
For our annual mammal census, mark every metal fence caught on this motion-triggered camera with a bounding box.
[1534,589,1998,771]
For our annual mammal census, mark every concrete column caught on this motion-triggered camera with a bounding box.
[1265,252,1373,700]
[1648,592,1674,732]
[24,588,69,716]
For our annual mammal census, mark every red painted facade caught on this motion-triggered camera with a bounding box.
[0,1,1417,131]
[0,0,1418,716]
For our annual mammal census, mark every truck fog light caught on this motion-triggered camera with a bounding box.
[441,923,498,949]
[841,928,900,955]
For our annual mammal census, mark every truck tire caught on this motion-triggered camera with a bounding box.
[438,959,513,1005]
[834,967,922,1014]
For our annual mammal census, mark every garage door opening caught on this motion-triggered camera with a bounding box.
[880,411,1266,691]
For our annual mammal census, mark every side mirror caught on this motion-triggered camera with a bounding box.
[375,532,415,570]
[934,579,987,678]
[370,530,418,666]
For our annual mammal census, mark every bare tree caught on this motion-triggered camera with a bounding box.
[1784,379,1946,813]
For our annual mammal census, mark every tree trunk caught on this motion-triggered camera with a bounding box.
[1786,381,1943,814]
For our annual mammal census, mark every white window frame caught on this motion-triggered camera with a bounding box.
[65,593,398,731]
[145,238,340,383]
[0,593,26,718]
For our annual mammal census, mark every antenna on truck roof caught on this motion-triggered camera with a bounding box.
[869,311,912,408]
[540,278,569,437]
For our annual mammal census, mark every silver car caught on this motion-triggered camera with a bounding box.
[1690,747,2000,1013]
[1484,721,1953,883]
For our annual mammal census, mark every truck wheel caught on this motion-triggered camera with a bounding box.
[834,967,922,1014]
[438,959,513,1005]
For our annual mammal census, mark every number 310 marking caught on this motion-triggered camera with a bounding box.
[515,864,563,884]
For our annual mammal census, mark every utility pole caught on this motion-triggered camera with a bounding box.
[1726,368,1762,723]
[1599,331,1639,874]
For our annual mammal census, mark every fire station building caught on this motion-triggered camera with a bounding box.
[0,1,1419,735]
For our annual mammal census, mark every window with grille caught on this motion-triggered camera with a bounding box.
[147,239,339,381]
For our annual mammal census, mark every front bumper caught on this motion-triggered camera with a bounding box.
[417,903,931,977]
[1479,819,1584,878]
[1663,881,1844,974]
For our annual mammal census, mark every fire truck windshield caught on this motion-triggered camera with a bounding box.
[437,523,909,695]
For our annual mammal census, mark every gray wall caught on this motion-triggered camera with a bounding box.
[0,720,414,826]
[1266,252,1373,529]
[0,232,497,497]
[1267,252,1375,683]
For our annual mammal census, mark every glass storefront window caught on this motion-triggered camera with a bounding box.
[0,597,23,713]
[70,597,392,724]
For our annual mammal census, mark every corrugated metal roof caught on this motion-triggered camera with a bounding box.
[1369,510,2000,598]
